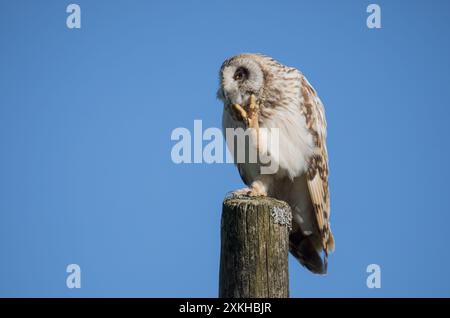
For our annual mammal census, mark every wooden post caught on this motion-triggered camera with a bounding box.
[219,195,292,298]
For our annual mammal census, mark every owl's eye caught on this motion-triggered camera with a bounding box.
[233,67,248,81]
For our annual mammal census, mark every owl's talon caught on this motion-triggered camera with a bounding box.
[247,189,266,197]
[231,95,260,152]
[249,94,257,112]
[232,184,267,197]
[232,103,248,122]
[247,94,260,152]
[232,187,252,196]
[246,94,259,130]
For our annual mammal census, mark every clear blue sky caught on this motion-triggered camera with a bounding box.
[1,0,450,297]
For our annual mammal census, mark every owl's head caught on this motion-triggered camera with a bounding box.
[217,54,265,107]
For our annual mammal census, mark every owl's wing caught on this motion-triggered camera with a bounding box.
[301,76,335,254]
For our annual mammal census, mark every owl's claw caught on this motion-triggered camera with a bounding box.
[232,103,248,122]
[246,94,259,130]
[231,94,260,152]
[232,186,266,197]
[231,94,259,129]
[247,95,260,153]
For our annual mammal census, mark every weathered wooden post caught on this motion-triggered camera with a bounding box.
[219,195,292,298]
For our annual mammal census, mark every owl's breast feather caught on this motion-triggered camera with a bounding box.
[259,105,315,180]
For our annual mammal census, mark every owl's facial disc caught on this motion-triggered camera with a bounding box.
[219,58,264,107]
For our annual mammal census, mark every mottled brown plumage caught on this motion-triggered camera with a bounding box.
[218,53,334,274]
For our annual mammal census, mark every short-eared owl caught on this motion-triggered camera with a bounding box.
[218,53,334,274]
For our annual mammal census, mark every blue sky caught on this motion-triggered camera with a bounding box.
[1,0,450,297]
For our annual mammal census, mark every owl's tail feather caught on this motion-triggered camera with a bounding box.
[289,233,327,275]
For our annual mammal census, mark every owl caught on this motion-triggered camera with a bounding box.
[217,53,334,274]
